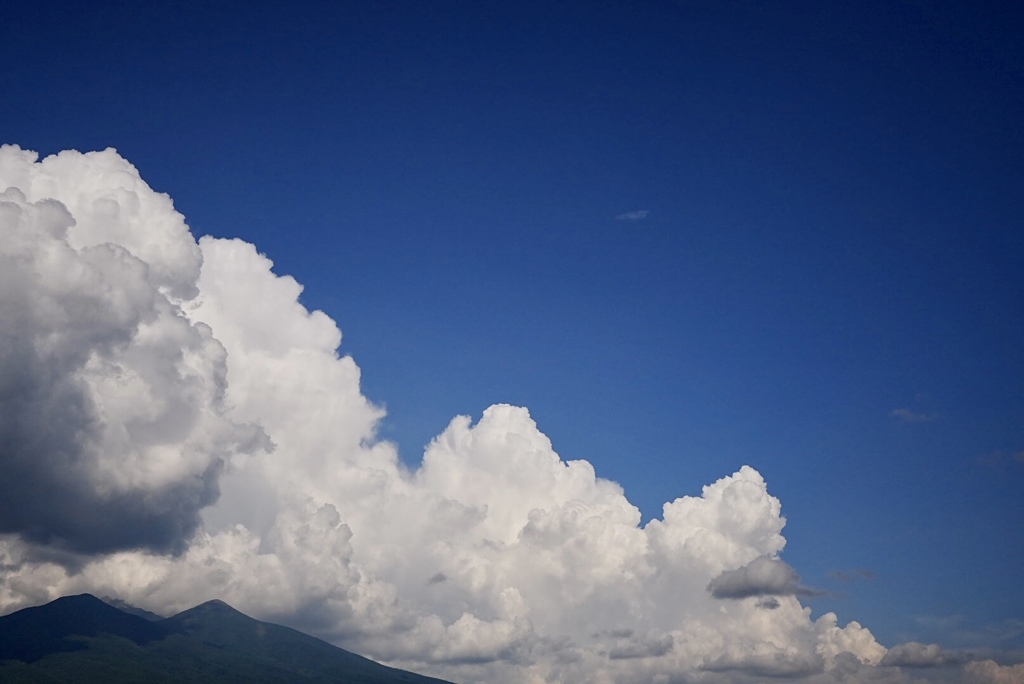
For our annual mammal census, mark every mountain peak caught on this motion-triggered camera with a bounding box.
[195,598,232,609]
[51,593,107,607]
[167,597,251,626]
[0,593,168,663]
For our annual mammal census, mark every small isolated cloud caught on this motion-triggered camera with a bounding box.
[615,209,649,221]
[707,555,816,599]
[891,408,937,423]
[828,568,877,583]
[881,642,958,668]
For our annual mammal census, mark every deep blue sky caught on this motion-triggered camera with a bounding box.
[4,0,1023,650]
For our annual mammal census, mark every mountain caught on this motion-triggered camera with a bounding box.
[0,594,454,684]
[0,595,168,664]
[99,596,164,622]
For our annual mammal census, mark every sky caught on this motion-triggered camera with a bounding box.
[1,1,1023,682]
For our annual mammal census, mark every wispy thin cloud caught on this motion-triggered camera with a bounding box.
[977,450,1024,467]
[615,209,649,221]
[891,407,937,423]
[827,568,876,583]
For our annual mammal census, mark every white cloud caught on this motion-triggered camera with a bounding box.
[615,209,649,221]
[0,145,898,682]
[0,149,266,555]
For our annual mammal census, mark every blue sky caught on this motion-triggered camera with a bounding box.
[3,0,1023,666]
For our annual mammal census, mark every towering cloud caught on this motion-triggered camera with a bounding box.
[0,148,265,555]
[1,145,977,682]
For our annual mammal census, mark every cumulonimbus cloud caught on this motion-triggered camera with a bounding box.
[0,145,915,682]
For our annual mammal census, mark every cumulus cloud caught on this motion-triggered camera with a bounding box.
[0,148,266,555]
[0,146,896,683]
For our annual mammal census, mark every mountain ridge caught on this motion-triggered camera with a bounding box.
[0,594,454,684]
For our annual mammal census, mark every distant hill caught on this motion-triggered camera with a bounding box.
[0,594,454,684]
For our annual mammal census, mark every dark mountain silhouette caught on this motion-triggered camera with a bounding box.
[0,594,168,663]
[0,594,454,684]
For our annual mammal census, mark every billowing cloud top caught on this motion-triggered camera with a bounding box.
[0,145,958,682]
[0,147,266,555]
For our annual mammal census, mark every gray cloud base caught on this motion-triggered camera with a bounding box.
[707,555,812,599]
